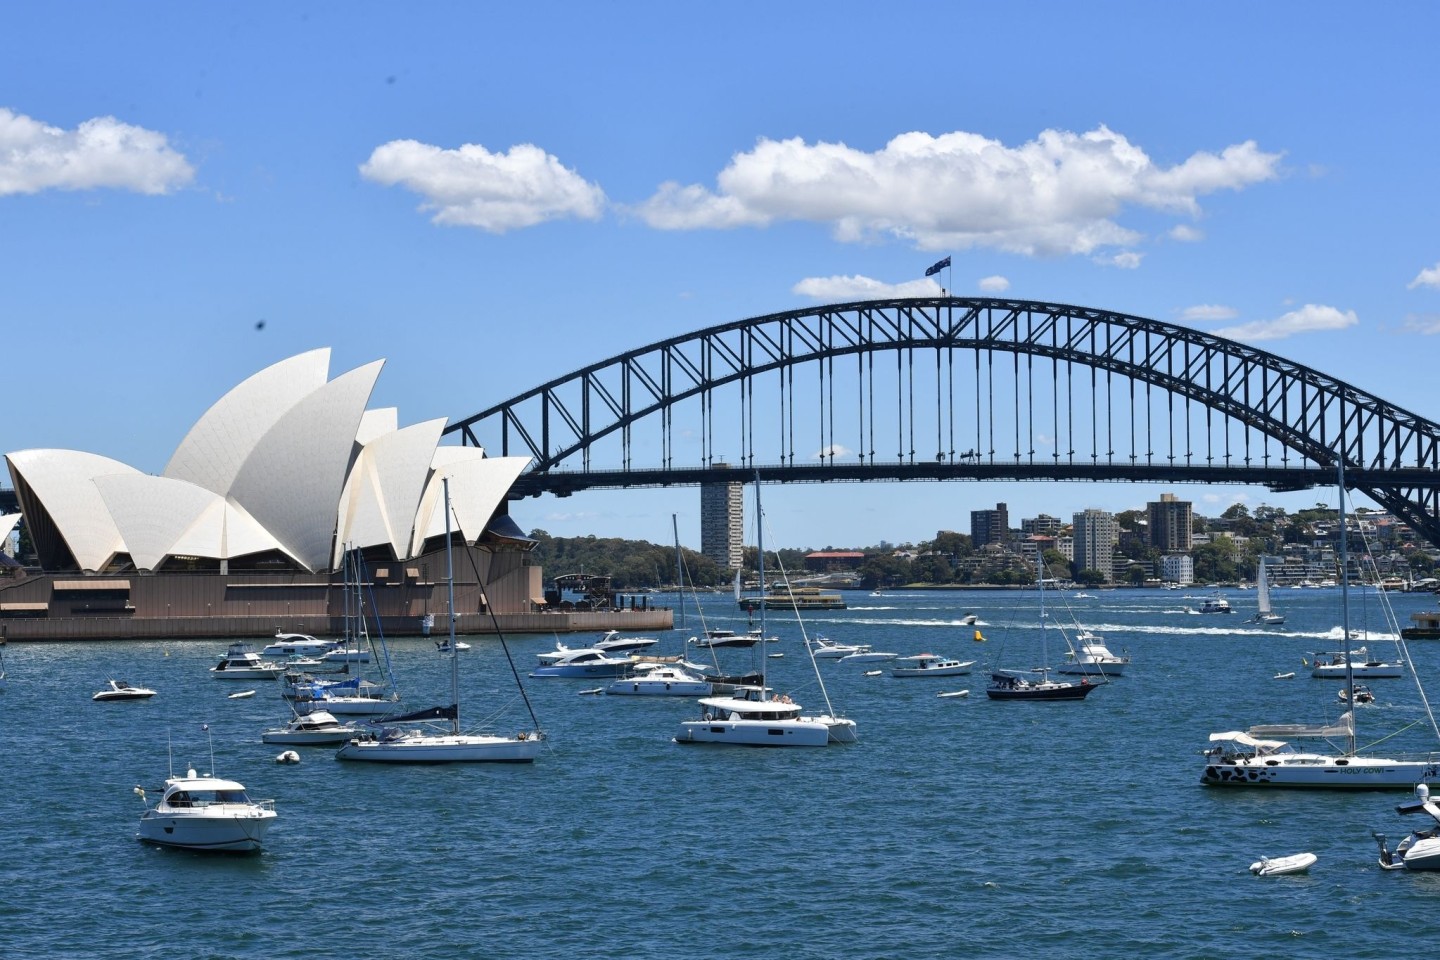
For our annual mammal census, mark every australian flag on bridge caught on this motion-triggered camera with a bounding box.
[924,256,951,277]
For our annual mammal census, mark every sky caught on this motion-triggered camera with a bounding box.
[4,3,1439,551]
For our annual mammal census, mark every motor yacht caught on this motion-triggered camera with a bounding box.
[594,630,660,654]
[92,679,157,702]
[605,663,712,697]
[891,654,975,677]
[261,709,365,745]
[261,632,337,659]
[837,646,899,663]
[529,647,633,678]
[135,769,277,852]
[1056,632,1130,677]
[1199,595,1232,614]
[210,642,285,680]
[806,637,863,659]
[1377,783,1440,870]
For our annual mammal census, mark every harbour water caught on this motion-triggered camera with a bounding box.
[4,586,1440,959]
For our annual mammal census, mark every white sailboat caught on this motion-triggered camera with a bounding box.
[676,475,857,747]
[1251,560,1285,625]
[336,478,544,763]
[1201,460,1440,789]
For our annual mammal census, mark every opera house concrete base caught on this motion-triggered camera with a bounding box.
[0,546,673,642]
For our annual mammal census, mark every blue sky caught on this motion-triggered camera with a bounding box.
[4,3,1438,550]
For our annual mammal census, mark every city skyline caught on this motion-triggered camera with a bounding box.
[4,4,1437,551]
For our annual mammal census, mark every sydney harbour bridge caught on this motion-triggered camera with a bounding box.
[443,297,1440,547]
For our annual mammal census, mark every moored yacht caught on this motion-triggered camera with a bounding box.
[529,647,633,678]
[135,769,277,852]
[1309,646,1404,679]
[986,669,1100,701]
[1056,632,1130,677]
[675,686,857,746]
[806,636,863,659]
[210,642,285,680]
[891,654,974,677]
[594,630,660,654]
[261,632,337,659]
[261,709,365,745]
[605,662,712,697]
[93,679,157,702]
[1377,783,1440,870]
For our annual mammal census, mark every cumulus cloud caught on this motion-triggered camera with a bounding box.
[792,274,940,301]
[978,275,1010,292]
[1169,224,1204,242]
[0,107,194,196]
[360,139,605,232]
[1409,262,1440,289]
[815,444,852,460]
[1099,251,1144,269]
[636,125,1280,257]
[1179,304,1238,323]
[1214,304,1358,342]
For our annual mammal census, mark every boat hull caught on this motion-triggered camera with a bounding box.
[1201,755,1440,788]
[137,810,276,852]
[1055,661,1127,677]
[336,734,541,763]
[605,679,712,696]
[674,716,852,747]
[1310,664,1404,679]
[1400,836,1440,869]
[892,664,973,677]
[529,663,632,678]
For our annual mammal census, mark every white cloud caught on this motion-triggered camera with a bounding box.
[0,107,194,196]
[1214,304,1358,342]
[1099,251,1144,269]
[978,275,1010,292]
[1401,314,1440,335]
[792,274,940,300]
[636,125,1281,257]
[1409,262,1440,289]
[360,140,605,232]
[1179,304,1238,323]
[1169,224,1204,242]
[814,444,852,460]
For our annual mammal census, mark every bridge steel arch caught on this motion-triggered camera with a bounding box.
[446,297,1440,546]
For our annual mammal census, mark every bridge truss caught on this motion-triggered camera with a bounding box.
[446,298,1440,545]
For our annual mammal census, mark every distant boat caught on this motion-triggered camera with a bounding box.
[93,679,157,702]
[892,654,974,678]
[1250,561,1285,625]
[1199,594,1232,614]
[987,567,1103,702]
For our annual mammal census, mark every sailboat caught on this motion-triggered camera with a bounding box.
[987,567,1103,700]
[1201,460,1440,789]
[336,477,544,763]
[1251,559,1285,625]
[676,475,857,746]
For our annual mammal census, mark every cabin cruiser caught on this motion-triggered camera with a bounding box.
[891,654,975,677]
[1377,783,1440,870]
[691,629,758,649]
[594,630,660,654]
[1199,595,1232,614]
[261,709,365,745]
[674,686,857,747]
[210,642,285,680]
[261,632,337,658]
[837,646,899,663]
[529,647,633,678]
[1056,632,1130,677]
[92,680,157,702]
[806,637,863,660]
[605,663,712,697]
[286,675,400,716]
[135,769,277,852]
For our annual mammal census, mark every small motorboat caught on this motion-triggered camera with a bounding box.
[768,653,785,659]
[1376,783,1440,870]
[938,689,970,699]
[135,768,277,852]
[261,709,364,745]
[211,642,285,680]
[1249,852,1316,876]
[93,680,157,702]
[274,750,301,764]
[578,687,604,696]
[1340,684,1376,705]
[228,690,256,700]
[435,639,472,654]
[959,613,978,625]
[863,669,883,677]
[1273,672,1296,680]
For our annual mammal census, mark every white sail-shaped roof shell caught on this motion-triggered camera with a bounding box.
[355,408,399,446]
[164,348,331,497]
[93,474,289,571]
[333,417,447,567]
[4,450,138,572]
[412,454,532,551]
[229,360,384,572]
[1,512,22,548]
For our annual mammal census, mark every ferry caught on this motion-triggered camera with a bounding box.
[738,583,847,611]
[1403,611,1440,640]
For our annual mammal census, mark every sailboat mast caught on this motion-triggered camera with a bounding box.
[443,476,460,735]
[754,472,768,697]
[672,514,684,630]
[1338,459,1356,755]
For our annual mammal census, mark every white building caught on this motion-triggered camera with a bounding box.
[1161,554,1195,585]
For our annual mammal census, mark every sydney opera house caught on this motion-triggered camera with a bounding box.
[0,349,672,640]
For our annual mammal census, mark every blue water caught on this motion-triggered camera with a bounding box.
[4,587,1440,959]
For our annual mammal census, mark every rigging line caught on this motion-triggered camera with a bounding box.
[455,525,544,734]
[759,501,841,719]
